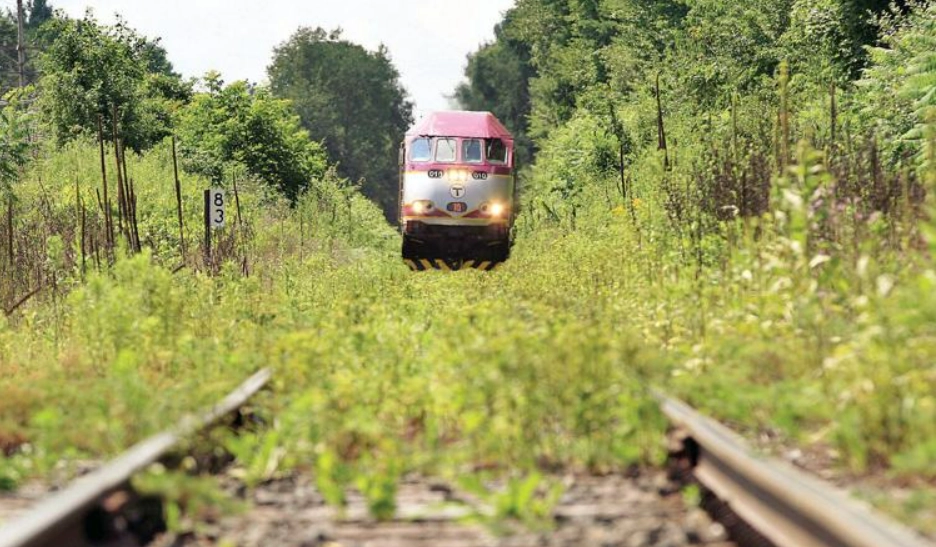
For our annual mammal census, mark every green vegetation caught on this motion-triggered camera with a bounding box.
[0,1,54,90]
[0,139,667,526]
[39,11,190,151]
[454,13,535,166]
[0,0,935,537]
[268,28,413,218]
[453,0,935,529]
[175,74,328,200]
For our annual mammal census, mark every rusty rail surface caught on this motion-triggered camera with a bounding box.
[0,368,272,547]
[656,393,934,547]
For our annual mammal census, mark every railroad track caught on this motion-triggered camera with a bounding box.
[0,368,271,547]
[1,372,932,547]
[657,393,935,547]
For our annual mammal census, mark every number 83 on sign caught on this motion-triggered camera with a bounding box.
[207,189,225,229]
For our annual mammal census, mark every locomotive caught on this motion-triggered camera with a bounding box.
[399,111,517,271]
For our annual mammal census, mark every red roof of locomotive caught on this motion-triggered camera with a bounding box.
[406,111,513,140]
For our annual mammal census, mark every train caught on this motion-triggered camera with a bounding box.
[399,111,517,271]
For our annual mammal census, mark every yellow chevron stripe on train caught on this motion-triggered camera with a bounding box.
[403,258,501,272]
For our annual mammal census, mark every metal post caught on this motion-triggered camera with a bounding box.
[171,136,186,259]
[203,189,211,262]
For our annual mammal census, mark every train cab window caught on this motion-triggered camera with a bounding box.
[410,138,431,162]
[462,139,483,163]
[486,138,508,164]
[435,138,457,162]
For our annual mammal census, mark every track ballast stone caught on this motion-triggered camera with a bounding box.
[170,471,735,547]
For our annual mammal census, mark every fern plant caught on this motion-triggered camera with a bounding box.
[898,3,936,170]
[0,91,34,187]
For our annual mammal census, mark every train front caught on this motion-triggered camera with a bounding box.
[399,111,516,271]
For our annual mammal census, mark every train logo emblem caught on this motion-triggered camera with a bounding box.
[450,185,466,198]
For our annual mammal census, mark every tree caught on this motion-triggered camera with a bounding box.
[38,12,190,150]
[268,27,413,219]
[0,12,20,92]
[454,15,536,166]
[0,1,58,92]
[670,0,791,108]
[500,0,688,140]
[26,0,54,30]
[780,0,864,84]
[176,73,328,200]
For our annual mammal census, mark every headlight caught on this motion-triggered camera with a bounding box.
[411,200,433,214]
[490,202,505,217]
[450,169,469,184]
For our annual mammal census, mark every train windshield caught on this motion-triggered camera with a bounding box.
[462,139,483,163]
[410,138,431,162]
[435,138,457,162]
[486,138,508,164]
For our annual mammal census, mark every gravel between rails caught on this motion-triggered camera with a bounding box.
[164,471,735,547]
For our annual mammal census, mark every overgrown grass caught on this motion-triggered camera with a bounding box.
[0,142,674,527]
[0,131,934,534]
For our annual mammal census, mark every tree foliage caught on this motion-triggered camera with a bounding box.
[456,0,908,161]
[0,1,58,92]
[38,12,190,150]
[268,28,413,219]
[0,14,21,91]
[6,10,339,205]
[0,93,33,188]
[454,16,536,166]
[26,0,54,30]
[176,73,328,200]
[856,1,936,166]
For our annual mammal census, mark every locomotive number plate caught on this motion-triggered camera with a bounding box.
[472,171,488,180]
[428,169,444,178]
[447,202,467,213]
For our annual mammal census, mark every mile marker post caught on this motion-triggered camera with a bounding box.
[205,188,226,268]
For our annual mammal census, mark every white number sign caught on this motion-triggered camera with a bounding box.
[210,189,225,229]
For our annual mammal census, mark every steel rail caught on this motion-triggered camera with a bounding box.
[656,393,934,547]
[0,368,272,547]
